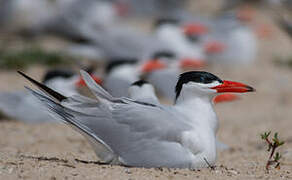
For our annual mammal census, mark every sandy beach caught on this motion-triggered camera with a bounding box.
[1,7,292,180]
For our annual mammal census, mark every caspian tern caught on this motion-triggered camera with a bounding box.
[103,58,140,98]
[103,56,168,98]
[154,19,207,64]
[206,12,258,65]
[0,69,101,123]
[128,80,237,151]
[128,80,160,105]
[144,50,205,101]
[19,70,254,168]
[111,0,187,17]
[5,0,119,39]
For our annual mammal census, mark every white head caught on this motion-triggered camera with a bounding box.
[175,71,255,103]
[128,80,158,103]
[106,58,140,81]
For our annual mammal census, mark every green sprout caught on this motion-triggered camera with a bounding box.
[274,152,281,161]
[261,131,271,140]
[260,131,285,172]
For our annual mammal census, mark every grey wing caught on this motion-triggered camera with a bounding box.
[109,103,194,168]
[63,97,194,168]
[28,86,193,168]
[147,69,179,101]
[27,88,117,163]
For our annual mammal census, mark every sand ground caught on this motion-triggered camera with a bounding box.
[1,9,292,180]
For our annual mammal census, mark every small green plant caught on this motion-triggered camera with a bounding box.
[261,131,285,171]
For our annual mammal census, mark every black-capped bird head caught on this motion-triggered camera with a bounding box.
[151,50,176,60]
[105,58,138,74]
[154,18,179,29]
[128,80,158,104]
[42,69,75,84]
[175,71,255,101]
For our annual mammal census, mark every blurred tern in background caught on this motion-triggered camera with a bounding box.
[154,19,207,64]
[108,0,187,18]
[128,80,160,105]
[19,70,254,168]
[103,55,168,98]
[0,69,101,123]
[206,11,258,65]
[144,49,205,101]
[103,58,140,98]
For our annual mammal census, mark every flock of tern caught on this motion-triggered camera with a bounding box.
[0,0,261,169]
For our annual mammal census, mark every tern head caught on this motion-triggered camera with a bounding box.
[140,50,177,74]
[175,71,255,102]
[151,50,176,61]
[154,18,179,29]
[183,23,208,36]
[183,23,208,43]
[204,41,226,54]
[179,58,206,70]
[42,69,75,84]
[41,69,102,96]
[236,6,255,23]
[105,58,138,74]
[128,80,156,101]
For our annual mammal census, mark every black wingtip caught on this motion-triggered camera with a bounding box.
[18,71,67,102]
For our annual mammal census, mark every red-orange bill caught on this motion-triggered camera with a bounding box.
[204,41,226,54]
[140,60,167,73]
[179,58,205,69]
[211,80,255,93]
[213,94,239,104]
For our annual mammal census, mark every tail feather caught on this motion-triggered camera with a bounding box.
[19,71,117,163]
[18,71,67,102]
[25,87,116,163]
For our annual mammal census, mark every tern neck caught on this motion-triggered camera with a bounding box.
[175,89,218,132]
[175,86,215,105]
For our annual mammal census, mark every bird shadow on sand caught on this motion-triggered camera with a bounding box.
[19,154,108,167]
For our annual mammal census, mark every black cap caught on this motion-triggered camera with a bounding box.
[175,71,223,100]
[42,69,75,83]
[105,58,138,74]
[131,80,150,87]
[151,50,176,60]
[154,18,179,28]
